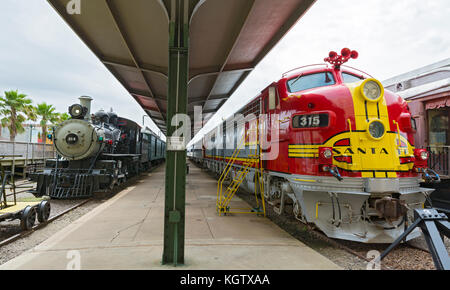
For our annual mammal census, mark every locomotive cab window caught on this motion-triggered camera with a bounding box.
[342,72,364,84]
[287,72,335,93]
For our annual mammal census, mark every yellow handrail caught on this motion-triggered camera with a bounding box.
[216,120,265,217]
[216,129,249,211]
[393,120,401,147]
[221,165,252,209]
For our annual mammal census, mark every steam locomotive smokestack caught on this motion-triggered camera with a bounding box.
[79,96,93,120]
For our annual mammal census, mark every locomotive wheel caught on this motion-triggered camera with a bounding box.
[20,206,37,231]
[37,200,51,223]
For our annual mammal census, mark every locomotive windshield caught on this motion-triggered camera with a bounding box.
[287,72,335,93]
[342,72,364,83]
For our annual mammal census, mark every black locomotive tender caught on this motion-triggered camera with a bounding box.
[31,97,165,199]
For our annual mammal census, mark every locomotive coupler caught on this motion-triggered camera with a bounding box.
[417,168,441,183]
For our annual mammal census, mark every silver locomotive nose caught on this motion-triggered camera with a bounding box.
[65,133,79,145]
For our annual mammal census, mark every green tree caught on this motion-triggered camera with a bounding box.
[35,102,59,144]
[0,90,36,141]
[56,112,70,125]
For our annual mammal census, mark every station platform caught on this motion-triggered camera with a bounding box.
[0,162,340,270]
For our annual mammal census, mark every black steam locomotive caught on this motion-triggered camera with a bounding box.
[31,96,165,199]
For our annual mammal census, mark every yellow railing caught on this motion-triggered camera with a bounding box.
[216,121,265,217]
[216,130,248,211]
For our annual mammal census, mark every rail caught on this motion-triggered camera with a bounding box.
[427,146,449,177]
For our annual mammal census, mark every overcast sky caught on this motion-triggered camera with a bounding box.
[0,0,449,144]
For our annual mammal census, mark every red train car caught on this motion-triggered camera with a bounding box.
[190,49,439,243]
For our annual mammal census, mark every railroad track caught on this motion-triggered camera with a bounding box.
[0,199,91,248]
[263,199,393,270]
[234,188,441,270]
[0,168,156,249]
[302,223,392,270]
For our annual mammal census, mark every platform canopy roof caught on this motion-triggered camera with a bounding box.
[48,0,315,136]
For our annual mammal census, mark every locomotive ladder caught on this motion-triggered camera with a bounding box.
[216,122,265,216]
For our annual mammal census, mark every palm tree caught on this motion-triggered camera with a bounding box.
[0,90,36,141]
[35,102,59,144]
[56,112,71,125]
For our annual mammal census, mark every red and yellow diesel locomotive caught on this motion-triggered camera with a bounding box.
[189,49,439,243]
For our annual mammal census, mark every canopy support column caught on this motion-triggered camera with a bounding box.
[162,0,189,266]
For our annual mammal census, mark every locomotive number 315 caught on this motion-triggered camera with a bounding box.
[293,113,329,129]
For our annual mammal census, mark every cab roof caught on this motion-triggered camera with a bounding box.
[283,64,372,80]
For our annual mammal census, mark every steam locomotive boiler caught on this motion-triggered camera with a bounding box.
[31,96,165,199]
[190,49,441,243]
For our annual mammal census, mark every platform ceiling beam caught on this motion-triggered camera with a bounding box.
[104,0,166,123]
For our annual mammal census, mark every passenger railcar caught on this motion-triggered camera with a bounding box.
[190,49,440,243]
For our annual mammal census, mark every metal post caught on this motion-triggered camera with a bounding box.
[31,143,34,165]
[162,0,189,266]
[12,142,15,175]
[25,142,29,179]
[42,142,45,166]
[12,142,16,199]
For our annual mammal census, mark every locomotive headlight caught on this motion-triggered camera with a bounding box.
[319,147,333,165]
[420,151,429,161]
[367,120,385,140]
[68,104,87,119]
[322,149,333,159]
[414,149,429,167]
[360,79,384,102]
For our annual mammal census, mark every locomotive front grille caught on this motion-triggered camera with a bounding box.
[49,169,95,199]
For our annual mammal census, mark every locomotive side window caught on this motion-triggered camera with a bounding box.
[287,72,335,93]
[264,96,268,113]
[411,117,417,131]
[269,87,276,110]
[292,113,329,128]
[342,72,364,83]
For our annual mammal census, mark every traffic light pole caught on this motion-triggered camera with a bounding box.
[162,0,189,266]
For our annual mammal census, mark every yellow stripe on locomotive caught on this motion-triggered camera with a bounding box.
[288,78,415,178]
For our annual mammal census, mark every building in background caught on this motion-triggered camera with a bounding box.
[0,124,47,143]
[383,58,450,177]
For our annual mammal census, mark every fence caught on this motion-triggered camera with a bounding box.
[427,146,449,177]
[0,140,56,175]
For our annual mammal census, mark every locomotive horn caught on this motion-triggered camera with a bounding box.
[329,51,338,59]
[341,48,351,58]
[350,50,359,59]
